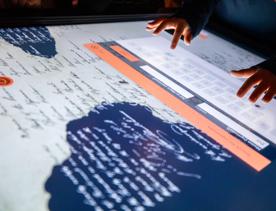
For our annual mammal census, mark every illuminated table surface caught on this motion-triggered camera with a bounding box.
[0,21,275,211]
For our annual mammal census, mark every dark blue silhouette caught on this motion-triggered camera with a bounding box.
[0,26,57,58]
[46,102,243,211]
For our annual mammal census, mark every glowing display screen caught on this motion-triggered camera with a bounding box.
[0,21,275,211]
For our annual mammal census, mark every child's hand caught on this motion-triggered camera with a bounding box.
[231,68,276,103]
[146,17,192,49]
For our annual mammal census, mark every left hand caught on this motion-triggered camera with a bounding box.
[231,67,276,103]
[146,17,192,49]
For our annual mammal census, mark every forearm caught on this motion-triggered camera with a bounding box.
[176,0,220,37]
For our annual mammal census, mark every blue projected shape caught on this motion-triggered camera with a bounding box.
[45,102,231,211]
[0,27,57,58]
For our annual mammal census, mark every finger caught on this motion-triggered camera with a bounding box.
[147,18,164,28]
[153,20,170,35]
[146,26,156,31]
[231,68,258,78]
[146,24,159,31]
[146,25,158,30]
[236,74,262,97]
[171,24,185,49]
[183,28,192,45]
[262,88,276,103]
[249,82,270,103]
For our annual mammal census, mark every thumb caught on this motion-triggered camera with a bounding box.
[230,68,257,78]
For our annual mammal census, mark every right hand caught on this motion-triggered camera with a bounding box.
[231,67,276,103]
[146,17,193,49]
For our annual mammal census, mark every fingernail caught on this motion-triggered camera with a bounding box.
[237,92,243,97]
[249,97,257,103]
[230,70,239,76]
[184,41,190,46]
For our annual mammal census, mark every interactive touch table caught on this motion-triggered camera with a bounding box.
[0,21,275,211]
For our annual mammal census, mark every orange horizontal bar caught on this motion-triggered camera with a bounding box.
[85,42,271,172]
[110,45,139,62]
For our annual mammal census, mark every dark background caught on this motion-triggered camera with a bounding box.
[0,0,275,57]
